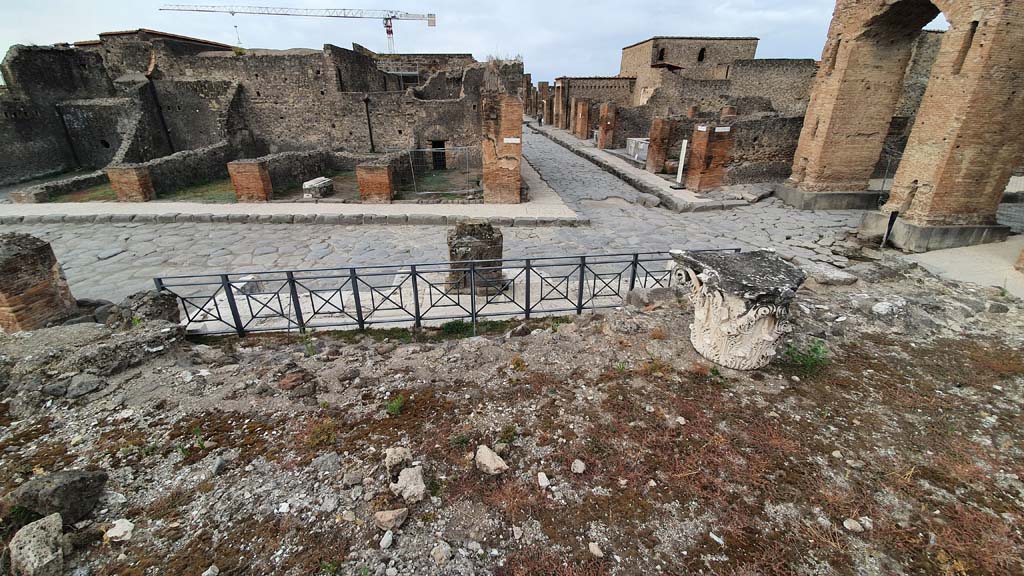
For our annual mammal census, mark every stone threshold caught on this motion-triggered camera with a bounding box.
[527,121,748,213]
[0,212,587,227]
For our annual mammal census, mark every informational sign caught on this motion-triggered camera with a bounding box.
[676,139,689,184]
[503,137,522,144]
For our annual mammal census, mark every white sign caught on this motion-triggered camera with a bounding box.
[676,139,689,184]
[503,137,522,144]
[697,125,709,132]
[715,127,732,133]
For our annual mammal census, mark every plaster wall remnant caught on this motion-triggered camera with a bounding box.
[447,220,504,293]
[788,0,1024,251]
[0,234,78,333]
[671,249,806,370]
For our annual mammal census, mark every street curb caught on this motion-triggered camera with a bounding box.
[0,212,590,228]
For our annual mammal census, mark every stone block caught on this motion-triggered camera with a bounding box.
[0,233,77,333]
[448,219,504,293]
[302,176,333,199]
[686,124,735,192]
[228,159,273,202]
[645,118,675,174]
[106,165,155,202]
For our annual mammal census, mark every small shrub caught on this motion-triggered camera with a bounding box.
[785,339,830,375]
[499,424,518,444]
[449,433,470,449]
[650,327,668,340]
[439,320,474,338]
[613,362,627,373]
[688,361,711,376]
[510,355,527,372]
[305,417,340,448]
[385,394,406,417]
[231,46,246,56]
[638,358,672,377]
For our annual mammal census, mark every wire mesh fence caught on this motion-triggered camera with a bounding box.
[392,146,483,196]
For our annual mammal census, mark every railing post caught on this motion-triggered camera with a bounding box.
[349,268,365,331]
[629,253,639,291]
[576,256,587,315]
[220,274,245,337]
[524,259,531,320]
[410,265,421,329]
[469,261,478,332]
[286,271,305,334]
[153,277,165,292]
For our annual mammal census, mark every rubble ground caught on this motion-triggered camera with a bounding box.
[1,256,1023,575]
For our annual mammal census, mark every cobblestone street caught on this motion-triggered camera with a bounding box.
[0,129,861,300]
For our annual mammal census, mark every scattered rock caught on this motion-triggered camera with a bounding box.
[475,445,509,475]
[379,530,394,549]
[336,368,360,383]
[843,518,865,533]
[4,470,108,524]
[588,542,604,558]
[66,374,103,399]
[384,446,412,470]
[105,519,134,542]
[201,566,220,576]
[116,290,180,326]
[342,472,363,487]
[278,370,311,391]
[311,452,342,473]
[389,467,426,503]
[508,323,531,338]
[373,508,408,531]
[988,302,1010,314]
[798,259,858,286]
[871,300,903,317]
[537,472,550,489]
[210,457,228,477]
[571,459,586,474]
[430,541,453,565]
[9,513,64,576]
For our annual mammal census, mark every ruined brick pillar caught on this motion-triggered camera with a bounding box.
[645,118,676,174]
[597,102,617,149]
[687,105,699,119]
[0,234,77,333]
[481,93,523,204]
[721,106,737,119]
[552,82,565,129]
[538,82,550,121]
[686,124,735,192]
[106,165,155,202]
[568,97,579,134]
[356,163,394,204]
[228,159,273,202]
[573,99,591,139]
[1016,249,1024,272]
[521,73,533,115]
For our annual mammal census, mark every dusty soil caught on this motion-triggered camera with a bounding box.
[1,256,1023,576]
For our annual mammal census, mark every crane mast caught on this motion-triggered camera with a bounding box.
[160,4,437,53]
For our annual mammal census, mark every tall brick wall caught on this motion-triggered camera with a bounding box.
[481,93,523,204]
[687,124,735,192]
[0,233,77,333]
[792,0,1024,229]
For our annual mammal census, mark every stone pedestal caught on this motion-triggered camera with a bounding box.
[1,234,77,333]
[357,164,394,204]
[686,124,735,192]
[671,249,806,370]
[447,220,504,293]
[303,176,333,199]
[859,211,1010,252]
[228,159,273,202]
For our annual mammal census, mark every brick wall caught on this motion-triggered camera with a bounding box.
[228,159,273,202]
[106,165,155,201]
[481,93,523,204]
[645,118,676,173]
[356,164,393,203]
[597,103,617,149]
[574,99,591,139]
[687,124,735,191]
[0,233,77,333]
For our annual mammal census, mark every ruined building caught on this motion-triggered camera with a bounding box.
[1,28,524,204]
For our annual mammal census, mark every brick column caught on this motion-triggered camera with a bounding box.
[574,99,591,139]
[552,83,564,129]
[1,233,77,333]
[106,165,155,202]
[481,93,523,204]
[538,82,549,122]
[356,164,394,203]
[228,159,273,202]
[645,118,676,174]
[597,102,617,149]
[568,97,578,134]
[687,124,735,192]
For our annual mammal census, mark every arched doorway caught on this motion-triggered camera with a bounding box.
[785,0,1024,251]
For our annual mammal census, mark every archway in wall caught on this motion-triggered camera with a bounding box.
[787,0,1024,251]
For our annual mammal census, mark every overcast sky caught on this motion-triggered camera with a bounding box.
[1,0,947,83]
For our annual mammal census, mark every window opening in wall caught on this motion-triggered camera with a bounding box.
[657,48,666,62]
[697,48,706,63]
[256,91,261,97]
[826,37,842,74]
[953,21,978,75]
[431,140,446,170]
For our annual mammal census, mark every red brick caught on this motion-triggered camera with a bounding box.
[0,233,77,333]
[482,93,523,204]
[687,124,735,192]
[597,102,617,149]
[228,160,273,202]
[356,164,394,203]
[645,118,676,174]
[106,165,154,202]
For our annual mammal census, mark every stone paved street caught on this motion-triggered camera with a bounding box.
[0,129,862,300]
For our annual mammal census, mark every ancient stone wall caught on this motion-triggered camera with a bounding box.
[57,98,135,168]
[0,234,77,333]
[352,43,476,79]
[153,79,237,150]
[722,115,804,184]
[109,140,233,198]
[0,97,76,185]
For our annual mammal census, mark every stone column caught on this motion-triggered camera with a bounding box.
[686,124,735,192]
[356,163,394,203]
[1,234,77,333]
[106,165,155,202]
[228,159,273,202]
[671,250,806,370]
[597,102,617,149]
[552,82,565,129]
[568,97,579,135]
[481,93,523,204]
[448,220,504,293]
[573,99,591,139]
[645,118,676,174]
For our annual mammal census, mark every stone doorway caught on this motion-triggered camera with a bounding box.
[431,140,447,170]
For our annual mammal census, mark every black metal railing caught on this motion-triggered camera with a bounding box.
[154,249,738,336]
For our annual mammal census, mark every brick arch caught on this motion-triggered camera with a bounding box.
[787,0,1024,251]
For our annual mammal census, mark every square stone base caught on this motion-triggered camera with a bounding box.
[859,211,1011,252]
[775,185,883,211]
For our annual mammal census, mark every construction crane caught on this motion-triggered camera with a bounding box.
[160,5,436,53]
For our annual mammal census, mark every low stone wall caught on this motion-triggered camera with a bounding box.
[106,141,233,200]
[228,149,378,202]
[8,171,109,204]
